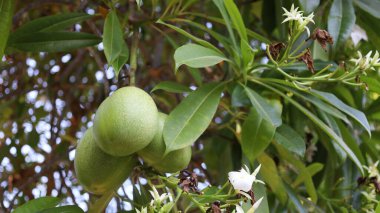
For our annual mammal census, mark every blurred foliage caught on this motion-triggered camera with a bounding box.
[0,0,380,212]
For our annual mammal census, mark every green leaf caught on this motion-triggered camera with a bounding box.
[224,0,248,41]
[361,75,380,93]
[336,120,365,164]
[39,205,84,213]
[328,0,356,50]
[319,110,347,163]
[13,197,61,213]
[356,8,380,50]
[174,44,227,71]
[354,0,380,19]
[231,84,250,107]
[252,181,270,213]
[132,183,152,207]
[310,89,371,136]
[8,32,101,52]
[151,81,192,93]
[250,78,364,174]
[241,108,276,163]
[257,153,288,204]
[264,80,348,123]
[244,86,282,127]
[11,13,92,39]
[274,124,305,157]
[112,44,129,74]
[163,82,224,153]
[212,0,238,50]
[298,0,320,13]
[157,20,222,54]
[274,143,318,203]
[188,12,270,44]
[0,0,14,59]
[376,201,380,213]
[283,182,307,213]
[103,10,129,75]
[203,134,233,185]
[293,163,324,186]
[172,18,233,55]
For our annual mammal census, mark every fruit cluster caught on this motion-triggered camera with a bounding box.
[74,86,192,194]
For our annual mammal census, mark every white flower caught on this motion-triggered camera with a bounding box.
[299,13,315,36]
[149,186,169,207]
[235,197,264,213]
[136,207,148,213]
[228,164,265,192]
[363,161,380,179]
[350,51,380,71]
[235,205,244,213]
[350,25,368,46]
[282,4,303,23]
[282,4,315,36]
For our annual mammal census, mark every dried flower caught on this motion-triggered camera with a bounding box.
[298,48,315,73]
[178,170,200,193]
[310,28,333,51]
[269,42,286,60]
[228,165,264,192]
[206,201,221,213]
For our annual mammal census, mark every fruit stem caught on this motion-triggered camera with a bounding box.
[129,31,139,86]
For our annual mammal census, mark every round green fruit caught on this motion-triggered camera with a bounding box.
[74,128,136,195]
[93,86,158,156]
[152,146,192,173]
[138,112,167,165]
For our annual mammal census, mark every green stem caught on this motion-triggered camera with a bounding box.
[186,194,207,213]
[216,181,231,195]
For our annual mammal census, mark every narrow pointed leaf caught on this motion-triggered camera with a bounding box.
[250,78,364,174]
[328,0,356,49]
[0,0,14,59]
[293,163,324,187]
[275,143,318,203]
[157,20,222,54]
[151,81,192,93]
[224,0,248,41]
[283,182,307,213]
[163,82,224,153]
[174,44,227,71]
[354,0,380,19]
[311,89,371,136]
[257,153,288,204]
[244,86,282,127]
[12,13,92,38]
[8,32,101,52]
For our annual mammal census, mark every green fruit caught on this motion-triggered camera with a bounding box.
[138,112,167,165]
[74,128,136,195]
[152,146,192,173]
[93,86,158,156]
